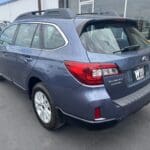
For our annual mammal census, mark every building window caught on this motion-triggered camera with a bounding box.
[79,0,94,14]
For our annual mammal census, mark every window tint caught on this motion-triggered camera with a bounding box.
[111,27,129,49]
[42,24,65,49]
[31,25,41,49]
[80,23,150,54]
[0,25,17,44]
[15,24,37,47]
[127,27,148,46]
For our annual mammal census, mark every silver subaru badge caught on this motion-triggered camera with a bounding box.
[142,56,149,62]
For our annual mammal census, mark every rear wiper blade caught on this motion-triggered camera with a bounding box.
[113,45,140,54]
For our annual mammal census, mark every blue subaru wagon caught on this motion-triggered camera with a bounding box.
[0,9,150,130]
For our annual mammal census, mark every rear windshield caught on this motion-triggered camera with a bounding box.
[80,21,150,54]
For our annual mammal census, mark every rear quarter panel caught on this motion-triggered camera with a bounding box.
[25,20,99,120]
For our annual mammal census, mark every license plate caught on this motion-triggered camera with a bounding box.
[134,67,145,81]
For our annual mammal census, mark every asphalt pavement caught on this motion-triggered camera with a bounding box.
[0,80,150,150]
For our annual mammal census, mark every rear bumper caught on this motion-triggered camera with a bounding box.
[114,82,150,120]
[58,107,116,124]
[59,82,150,125]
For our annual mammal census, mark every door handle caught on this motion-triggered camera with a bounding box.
[24,56,33,63]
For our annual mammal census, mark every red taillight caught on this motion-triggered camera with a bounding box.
[64,61,119,85]
[94,107,101,119]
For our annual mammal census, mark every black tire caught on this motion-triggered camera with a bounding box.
[32,82,65,130]
[0,76,5,81]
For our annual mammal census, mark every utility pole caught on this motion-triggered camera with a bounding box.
[123,0,128,18]
[38,0,42,12]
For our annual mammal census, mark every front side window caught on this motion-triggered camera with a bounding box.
[15,23,37,47]
[80,22,150,54]
[0,24,17,45]
[42,24,66,50]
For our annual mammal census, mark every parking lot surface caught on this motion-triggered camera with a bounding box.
[0,81,150,150]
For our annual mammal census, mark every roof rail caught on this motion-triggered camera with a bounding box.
[15,8,76,21]
[77,12,99,15]
[77,10,119,17]
[99,10,119,16]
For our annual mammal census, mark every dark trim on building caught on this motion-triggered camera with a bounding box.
[59,0,69,8]
[38,0,42,12]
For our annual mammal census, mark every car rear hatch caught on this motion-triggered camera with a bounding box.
[79,18,150,99]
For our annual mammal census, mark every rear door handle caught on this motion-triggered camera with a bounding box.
[24,56,33,63]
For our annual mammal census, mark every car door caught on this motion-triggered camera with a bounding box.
[0,24,18,80]
[12,23,42,88]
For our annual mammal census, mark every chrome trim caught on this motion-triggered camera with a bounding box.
[95,118,106,121]
[11,21,69,50]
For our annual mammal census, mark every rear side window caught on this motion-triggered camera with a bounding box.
[42,24,65,49]
[15,23,37,47]
[80,22,150,54]
[0,25,17,44]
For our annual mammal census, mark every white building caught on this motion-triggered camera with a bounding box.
[0,0,58,21]
[0,0,150,22]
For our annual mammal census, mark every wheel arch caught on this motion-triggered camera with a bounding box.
[28,76,42,99]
